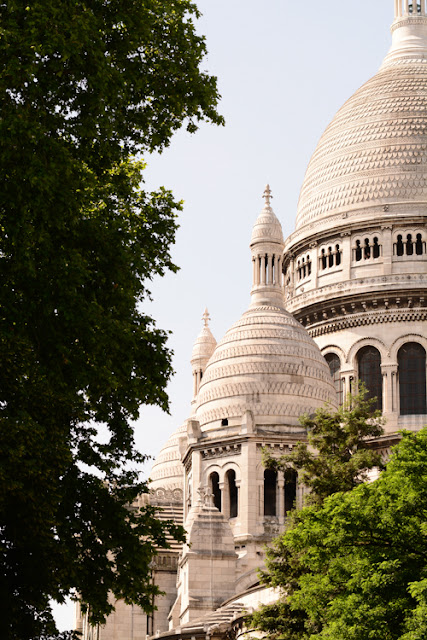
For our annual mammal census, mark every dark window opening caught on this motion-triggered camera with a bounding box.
[221,418,228,426]
[325,352,343,405]
[396,234,404,256]
[373,237,380,259]
[335,245,341,266]
[328,247,334,268]
[321,249,327,270]
[416,233,424,255]
[210,472,221,511]
[264,469,277,516]
[364,238,371,259]
[355,240,362,262]
[358,346,382,412]
[284,470,297,515]
[226,469,238,518]
[406,234,414,256]
[398,343,427,415]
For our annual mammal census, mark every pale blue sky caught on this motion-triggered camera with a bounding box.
[55,0,393,630]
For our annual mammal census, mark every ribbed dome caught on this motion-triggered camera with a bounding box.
[296,18,427,231]
[195,304,337,429]
[191,309,217,366]
[250,185,284,245]
[250,205,284,245]
[149,423,186,493]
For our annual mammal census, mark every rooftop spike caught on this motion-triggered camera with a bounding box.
[263,184,272,207]
[202,308,210,327]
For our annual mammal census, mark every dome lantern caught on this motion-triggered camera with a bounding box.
[250,185,285,307]
[191,308,217,401]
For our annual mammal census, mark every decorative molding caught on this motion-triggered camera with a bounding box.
[201,443,242,460]
[150,487,183,503]
[307,309,427,338]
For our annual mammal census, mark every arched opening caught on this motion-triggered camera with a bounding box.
[396,234,404,256]
[364,238,370,259]
[373,237,380,259]
[406,233,414,256]
[226,469,238,518]
[398,343,427,415]
[355,240,362,262]
[209,472,221,511]
[416,233,424,255]
[264,469,277,516]
[325,353,343,405]
[284,470,297,515]
[357,346,382,412]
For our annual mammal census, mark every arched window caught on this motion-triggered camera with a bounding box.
[398,343,427,415]
[226,469,238,518]
[264,469,277,516]
[284,470,297,515]
[396,234,404,256]
[209,472,221,511]
[416,233,424,255]
[373,237,380,259]
[357,346,382,411]
[325,353,343,405]
[355,240,362,262]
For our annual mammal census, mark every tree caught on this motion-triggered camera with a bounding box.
[252,428,427,640]
[264,388,384,505]
[0,1,223,638]
[251,391,384,639]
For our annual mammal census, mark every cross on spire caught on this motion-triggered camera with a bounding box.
[263,184,273,207]
[202,308,210,327]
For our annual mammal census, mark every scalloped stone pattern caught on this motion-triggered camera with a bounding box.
[149,423,186,491]
[195,305,337,429]
[296,59,427,230]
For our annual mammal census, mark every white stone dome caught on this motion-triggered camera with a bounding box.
[250,203,284,246]
[296,16,427,232]
[149,423,186,495]
[191,309,217,367]
[195,303,337,429]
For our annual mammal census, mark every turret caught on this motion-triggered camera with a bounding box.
[384,0,427,67]
[190,309,216,402]
[250,185,285,307]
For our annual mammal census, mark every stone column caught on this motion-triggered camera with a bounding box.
[340,232,352,281]
[277,471,285,525]
[309,242,318,288]
[381,225,393,275]
[341,369,356,402]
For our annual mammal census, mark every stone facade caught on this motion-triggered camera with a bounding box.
[77,3,427,639]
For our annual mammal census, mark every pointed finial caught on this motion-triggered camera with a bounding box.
[263,184,272,207]
[202,308,210,327]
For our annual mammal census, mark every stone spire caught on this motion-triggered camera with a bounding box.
[191,309,217,402]
[383,0,427,67]
[250,185,285,307]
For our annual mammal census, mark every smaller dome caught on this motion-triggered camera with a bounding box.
[149,423,187,494]
[250,185,284,246]
[191,309,217,367]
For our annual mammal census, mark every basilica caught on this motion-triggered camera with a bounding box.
[77,2,427,638]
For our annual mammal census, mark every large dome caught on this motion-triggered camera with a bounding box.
[149,423,186,495]
[195,303,337,429]
[296,16,427,231]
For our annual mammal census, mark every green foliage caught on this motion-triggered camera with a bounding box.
[264,388,384,505]
[252,428,427,640]
[251,392,384,639]
[0,1,222,638]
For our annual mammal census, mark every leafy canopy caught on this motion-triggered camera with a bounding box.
[264,388,384,505]
[0,1,222,638]
[251,391,384,639]
[256,428,427,640]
